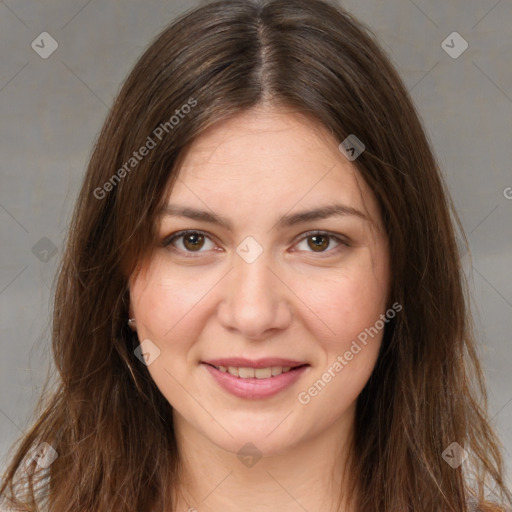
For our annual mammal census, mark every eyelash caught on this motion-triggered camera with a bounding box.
[161,230,350,258]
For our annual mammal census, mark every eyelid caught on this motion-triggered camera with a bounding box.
[161,229,350,256]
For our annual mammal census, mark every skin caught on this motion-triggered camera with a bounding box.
[128,105,390,512]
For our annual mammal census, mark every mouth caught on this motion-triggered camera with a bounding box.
[201,358,310,399]
[203,362,308,379]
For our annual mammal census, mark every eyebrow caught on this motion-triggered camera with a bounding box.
[158,202,368,231]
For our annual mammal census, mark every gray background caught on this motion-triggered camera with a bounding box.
[1,0,511,493]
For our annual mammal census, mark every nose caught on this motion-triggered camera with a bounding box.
[217,251,293,341]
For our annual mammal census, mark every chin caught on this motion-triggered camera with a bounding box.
[214,432,298,460]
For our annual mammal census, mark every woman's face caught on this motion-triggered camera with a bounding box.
[129,107,390,456]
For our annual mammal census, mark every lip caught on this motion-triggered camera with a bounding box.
[202,357,306,368]
[202,361,310,399]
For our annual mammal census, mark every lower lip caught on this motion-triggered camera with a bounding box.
[202,363,309,399]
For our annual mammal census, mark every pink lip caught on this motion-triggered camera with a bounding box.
[202,362,309,399]
[202,357,306,368]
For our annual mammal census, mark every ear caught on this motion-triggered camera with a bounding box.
[125,284,136,328]
[124,282,133,316]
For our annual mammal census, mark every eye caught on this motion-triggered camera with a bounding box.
[294,231,348,254]
[162,230,216,255]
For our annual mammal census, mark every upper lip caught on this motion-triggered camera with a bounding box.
[202,358,308,368]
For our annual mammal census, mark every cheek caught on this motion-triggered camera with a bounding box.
[130,257,218,343]
[294,272,386,420]
[297,257,388,352]
[129,261,213,407]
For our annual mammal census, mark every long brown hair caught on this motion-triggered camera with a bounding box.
[1,0,510,510]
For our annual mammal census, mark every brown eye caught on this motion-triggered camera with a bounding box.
[163,231,216,255]
[307,234,330,252]
[294,231,348,255]
[183,232,205,251]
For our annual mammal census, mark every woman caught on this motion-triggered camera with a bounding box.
[1,0,510,510]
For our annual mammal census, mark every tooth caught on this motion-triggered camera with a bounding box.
[255,367,272,379]
[218,365,296,378]
[238,367,255,378]
[227,366,239,377]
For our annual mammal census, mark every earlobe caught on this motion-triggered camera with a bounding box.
[128,301,137,330]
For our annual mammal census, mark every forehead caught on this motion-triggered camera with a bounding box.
[165,107,382,229]
[176,107,341,178]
